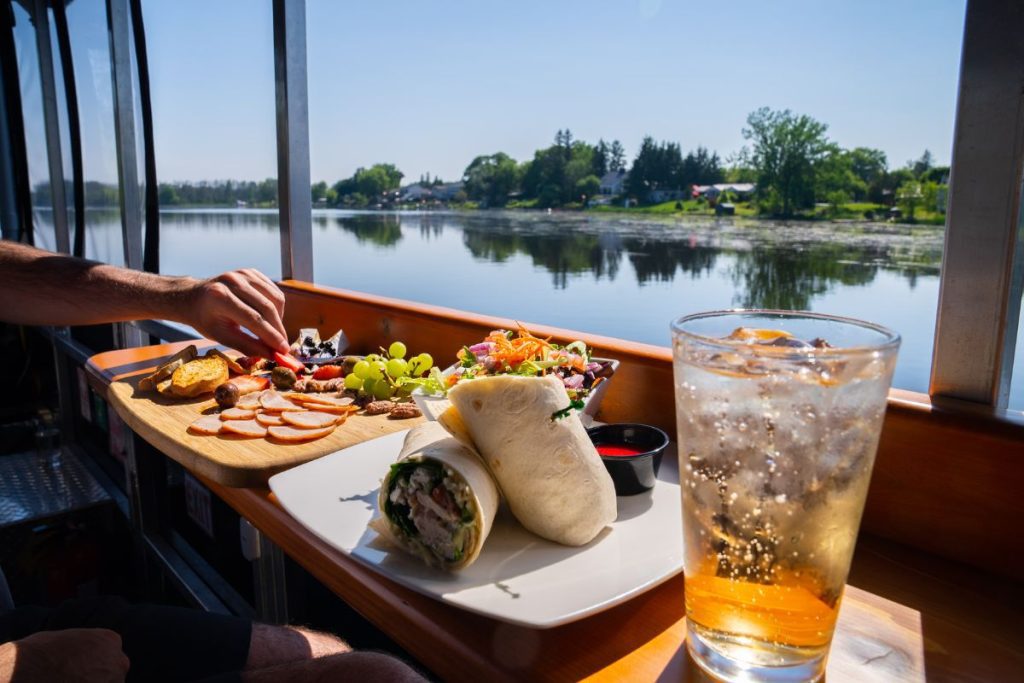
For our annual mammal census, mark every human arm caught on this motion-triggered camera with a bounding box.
[0,240,288,358]
[0,628,130,682]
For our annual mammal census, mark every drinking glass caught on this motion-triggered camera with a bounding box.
[670,310,900,682]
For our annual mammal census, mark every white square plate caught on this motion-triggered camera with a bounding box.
[268,429,683,628]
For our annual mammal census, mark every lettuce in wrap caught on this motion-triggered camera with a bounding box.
[373,422,499,570]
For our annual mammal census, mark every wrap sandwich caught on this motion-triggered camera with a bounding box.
[440,374,617,546]
[373,422,499,570]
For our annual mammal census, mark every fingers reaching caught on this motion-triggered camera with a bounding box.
[206,322,278,359]
[200,271,289,355]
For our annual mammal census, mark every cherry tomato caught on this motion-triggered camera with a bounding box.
[312,364,344,380]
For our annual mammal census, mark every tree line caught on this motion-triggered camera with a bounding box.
[31,107,948,219]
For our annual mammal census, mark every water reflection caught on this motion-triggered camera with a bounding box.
[318,211,942,310]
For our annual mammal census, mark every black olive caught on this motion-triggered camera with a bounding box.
[271,366,298,390]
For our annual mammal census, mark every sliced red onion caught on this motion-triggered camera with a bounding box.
[563,374,585,389]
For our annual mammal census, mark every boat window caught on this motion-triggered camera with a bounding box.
[10,1,53,248]
[303,2,963,399]
[141,0,281,279]
[64,0,124,265]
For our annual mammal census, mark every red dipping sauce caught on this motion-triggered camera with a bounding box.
[596,444,646,457]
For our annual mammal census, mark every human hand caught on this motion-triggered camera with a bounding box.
[178,269,289,358]
[4,628,130,682]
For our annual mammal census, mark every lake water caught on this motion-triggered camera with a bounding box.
[33,207,982,401]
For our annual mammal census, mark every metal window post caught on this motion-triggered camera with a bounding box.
[31,0,68,254]
[273,0,313,282]
[30,0,77,442]
[107,0,145,347]
[930,0,1024,409]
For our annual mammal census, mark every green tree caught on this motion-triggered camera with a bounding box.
[912,150,934,178]
[575,175,601,204]
[520,134,603,207]
[742,107,832,216]
[158,184,180,205]
[897,180,923,221]
[609,140,626,172]
[847,147,888,190]
[626,137,685,203]
[681,146,724,188]
[311,181,328,203]
[593,139,610,177]
[463,152,521,207]
[815,149,864,204]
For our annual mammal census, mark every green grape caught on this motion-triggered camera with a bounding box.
[388,341,407,359]
[367,360,386,381]
[343,374,363,391]
[365,353,382,363]
[362,377,377,394]
[417,353,433,369]
[371,379,394,400]
[386,358,408,379]
[351,360,371,379]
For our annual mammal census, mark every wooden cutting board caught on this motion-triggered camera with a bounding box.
[107,375,423,488]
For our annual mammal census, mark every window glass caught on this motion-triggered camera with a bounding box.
[65,0,124,265]
[1008,294,1024,411]
[305,2,963,395]
[141,0,279,279]
[11,1,54,249]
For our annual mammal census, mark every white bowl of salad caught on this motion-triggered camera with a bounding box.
[412,328,618,422]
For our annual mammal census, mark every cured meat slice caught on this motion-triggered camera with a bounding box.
[255,412,285,426]
[220,407,256,420]
[267,424,336,442]
[286,393,355,407]
[293,403,357,416]
[281,411,342,429]
[236,390,264,409]
[220,419,268,438]
[188,415,223,435]
[259,391,306,412]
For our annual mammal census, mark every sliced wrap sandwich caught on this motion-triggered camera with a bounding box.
[373,422,499,570]
[440,374,617,546]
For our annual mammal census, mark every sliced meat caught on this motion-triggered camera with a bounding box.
[267,424,336,442]
[285,393,355,407]
[293,403,357,416]
[281,411,342,429]
[255,412,285,426]
[260,391,306,412]
[221,419,268,438]
[188,415,223,435]
[236,391,264,409]
[220,407,256,420]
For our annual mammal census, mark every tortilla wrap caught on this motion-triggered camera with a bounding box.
[373,422,499,570]
[440,374,616,546]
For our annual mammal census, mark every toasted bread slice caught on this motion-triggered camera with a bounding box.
[205,348,246,375]
[170,357,229,398]
[139,344,199,390]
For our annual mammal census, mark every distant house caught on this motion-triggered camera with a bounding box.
[598,170,628,196]
[431,182,465,201]
[693,183,756,200]
[400,184,433,202]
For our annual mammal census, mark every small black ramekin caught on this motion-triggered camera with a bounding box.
[587,423,670,496]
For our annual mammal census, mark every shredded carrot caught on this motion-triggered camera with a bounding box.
[476,326,555,369]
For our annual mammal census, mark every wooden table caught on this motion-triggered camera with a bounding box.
[88,343,1024,682]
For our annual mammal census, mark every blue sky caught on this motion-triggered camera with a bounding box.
[139,0,966,185]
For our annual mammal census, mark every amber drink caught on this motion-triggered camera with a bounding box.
[671,311,899,682]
